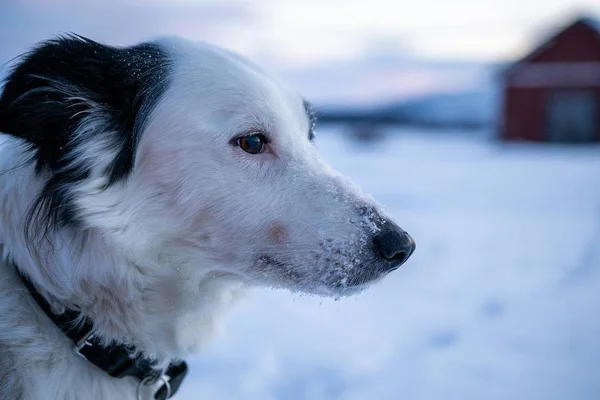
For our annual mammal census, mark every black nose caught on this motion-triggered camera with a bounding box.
[373,224,416,270]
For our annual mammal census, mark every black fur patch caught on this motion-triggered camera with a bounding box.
[0,35,171,237]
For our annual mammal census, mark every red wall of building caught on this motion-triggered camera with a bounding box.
[501,87,600,141]
[501,20,600,141]
[501,88,545,141]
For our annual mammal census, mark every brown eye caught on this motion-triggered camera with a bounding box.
[237,134,266,154]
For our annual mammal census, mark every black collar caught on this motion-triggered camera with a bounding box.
[16,266,188,400]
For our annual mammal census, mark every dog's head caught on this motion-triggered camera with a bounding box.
[0,36,415,297]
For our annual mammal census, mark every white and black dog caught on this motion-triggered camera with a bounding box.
[0,35,415,400]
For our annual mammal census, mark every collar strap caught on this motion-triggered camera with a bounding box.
[16,267,187,400]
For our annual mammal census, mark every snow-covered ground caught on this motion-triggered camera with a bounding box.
[178,128,600,400]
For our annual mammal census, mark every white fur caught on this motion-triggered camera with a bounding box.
[0,38,405,399]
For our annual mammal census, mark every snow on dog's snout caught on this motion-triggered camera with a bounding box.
[247,171,398,297]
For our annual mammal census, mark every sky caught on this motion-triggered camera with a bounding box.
[1,0,600,103]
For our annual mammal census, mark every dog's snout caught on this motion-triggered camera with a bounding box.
[373,224,415,270]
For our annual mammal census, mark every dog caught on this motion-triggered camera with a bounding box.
[0,35,415,400]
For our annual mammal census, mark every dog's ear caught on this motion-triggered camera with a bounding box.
[0,34,171,182]
[0,35,171,234]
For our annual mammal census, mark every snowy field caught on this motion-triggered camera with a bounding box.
[178,128,600,400]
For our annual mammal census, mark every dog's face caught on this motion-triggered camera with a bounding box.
[0,36,415,298]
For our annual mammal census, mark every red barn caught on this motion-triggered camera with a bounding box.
[500,17,600,142]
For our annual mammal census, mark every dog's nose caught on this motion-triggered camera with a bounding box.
[373,223,415,270]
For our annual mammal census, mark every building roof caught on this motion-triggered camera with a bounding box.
[523,16,600,62]
[580,17,600,35]
[499,15,600,78]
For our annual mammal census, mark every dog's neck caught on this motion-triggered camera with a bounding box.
[0,137,244,365]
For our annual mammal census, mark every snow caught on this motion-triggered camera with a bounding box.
[179,127,600,400]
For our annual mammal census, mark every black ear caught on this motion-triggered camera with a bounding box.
[0,34,171,234]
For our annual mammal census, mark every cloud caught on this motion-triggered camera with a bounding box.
[4,0,596,104]
[3,0,600,68]
[278,57,496,106]
[0,1,259,64]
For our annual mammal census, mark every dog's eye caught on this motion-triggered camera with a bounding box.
[237,134,267,154]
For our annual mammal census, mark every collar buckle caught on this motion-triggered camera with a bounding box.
[136,362,188,400]
[74,330,95,358]
[137,374,171,400]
